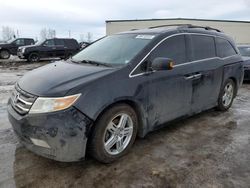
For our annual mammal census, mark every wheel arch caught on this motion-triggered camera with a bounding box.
[91,99,147,138]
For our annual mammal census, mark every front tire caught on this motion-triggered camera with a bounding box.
[28,53,40,62]
[89,104,138,163]
[217,79,236,111]
[0,50,10,59]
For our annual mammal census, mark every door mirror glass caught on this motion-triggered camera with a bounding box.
[151,57,174,71]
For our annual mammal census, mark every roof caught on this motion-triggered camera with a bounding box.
[120,24,223,35]
[106,18,250,24]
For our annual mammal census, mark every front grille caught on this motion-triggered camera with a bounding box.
[11,85,37,115]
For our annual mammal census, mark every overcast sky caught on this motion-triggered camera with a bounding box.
[0,0,250,41]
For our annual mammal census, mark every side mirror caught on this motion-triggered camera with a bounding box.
[151,57,174,71]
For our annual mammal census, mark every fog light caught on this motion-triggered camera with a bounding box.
[30,138,51,148]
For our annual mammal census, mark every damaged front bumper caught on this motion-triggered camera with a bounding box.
[8,103,93,162]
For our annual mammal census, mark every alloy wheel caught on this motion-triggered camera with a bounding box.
[222,82,234,107]
[103,113,133,155]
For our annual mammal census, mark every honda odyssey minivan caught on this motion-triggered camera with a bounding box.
[8,25,244,163]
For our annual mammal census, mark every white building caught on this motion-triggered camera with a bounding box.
[106,18,250,44]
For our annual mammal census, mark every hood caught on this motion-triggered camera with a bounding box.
[18,61,115,97]
[0,43,10,48]
[20,44,38,50]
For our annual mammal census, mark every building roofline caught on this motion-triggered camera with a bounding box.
[106,18,250,24]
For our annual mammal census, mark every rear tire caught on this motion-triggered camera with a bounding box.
[28,53,40,62]
[89,104,138,163]
[0,50,10,59]
[64,53,73,60]
[217,79,236,111]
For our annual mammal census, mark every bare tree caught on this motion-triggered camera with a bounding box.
[2,26,15,41]
[48,29,56,39]
[40,28,56,40]
[86,32,93,42]
[40,28,47,41]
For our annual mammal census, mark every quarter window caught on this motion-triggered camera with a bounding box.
[190,35,216,61]
[216,38,237,58]
[150,35,187,65]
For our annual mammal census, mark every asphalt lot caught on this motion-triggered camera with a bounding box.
[0,59,250,188]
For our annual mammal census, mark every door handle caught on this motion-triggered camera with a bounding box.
[185,75,194,80]
[193,73,202,79]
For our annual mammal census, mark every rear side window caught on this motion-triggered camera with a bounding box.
[55,39,65,46]
[64,39,79,49]
[150,35,187,65]
[25,39,34,45]
[216,38,237,58]
[190,35,216,61]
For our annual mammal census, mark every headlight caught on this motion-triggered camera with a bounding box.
[21,48,25,53]
[0,47,2,50]
[29,94,81,114]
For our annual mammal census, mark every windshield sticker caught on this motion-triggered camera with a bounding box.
[135,35,155,40]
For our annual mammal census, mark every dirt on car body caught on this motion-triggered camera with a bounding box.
[0,62,249,188]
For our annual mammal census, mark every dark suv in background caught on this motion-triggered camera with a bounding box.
[18,38,80,62]
[0,38,35,59]
[238,45,250,80]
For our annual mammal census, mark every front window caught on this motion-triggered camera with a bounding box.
[72,34,154,66]
[238,46,250,57]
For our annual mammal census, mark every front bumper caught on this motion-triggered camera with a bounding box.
[17,52,25,59]
[8,103,93,162]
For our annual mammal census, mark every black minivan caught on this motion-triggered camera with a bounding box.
[8,25,243,163]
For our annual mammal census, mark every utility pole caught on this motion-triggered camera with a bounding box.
[68,30,71,38]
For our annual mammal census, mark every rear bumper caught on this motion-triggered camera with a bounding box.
[8,103,93,162]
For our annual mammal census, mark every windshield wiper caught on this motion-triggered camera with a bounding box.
[69,58,112,67]
[74,59,111,67]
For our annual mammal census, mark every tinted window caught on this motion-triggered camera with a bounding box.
[64,39,79,49]
[216,38,237,58]
[150,35,187,65]
[25,39,34,45]
[55,39,65,46]
[190,35,216,61]
[15,39,25,45]
[44,39,55,46]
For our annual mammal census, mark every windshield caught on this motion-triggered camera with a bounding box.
[238,46,250,57]
[72,34,154,66]
[36,40,47,45]
[6,38,16,44]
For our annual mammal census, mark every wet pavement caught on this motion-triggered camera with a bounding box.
[0,61,249,188]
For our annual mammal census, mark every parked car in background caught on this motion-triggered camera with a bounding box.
[238,45,250,80]
[8,25,243,163]
[79,41,90,50]
[17,38,80,62]
[0,38,35,59]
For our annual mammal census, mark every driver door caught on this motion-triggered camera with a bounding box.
[42,39,57,58]
[145,34,193,129]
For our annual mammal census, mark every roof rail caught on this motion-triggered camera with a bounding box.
[148,24,221,32]
[149,24,192,29]
[187,25,221,32]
